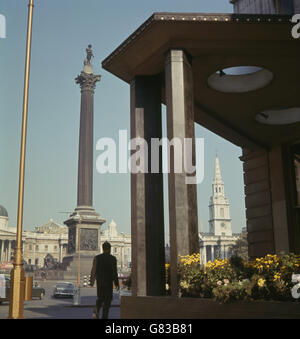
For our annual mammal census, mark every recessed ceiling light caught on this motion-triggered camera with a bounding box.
[255,107,300,125]
[207,66,273,93]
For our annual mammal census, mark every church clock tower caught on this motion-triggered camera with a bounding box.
[208,156,232,236]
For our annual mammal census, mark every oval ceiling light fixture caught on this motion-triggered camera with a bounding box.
[207,66,273,93]
[255,107,300,125]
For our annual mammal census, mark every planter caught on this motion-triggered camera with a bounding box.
[120,296,300,319]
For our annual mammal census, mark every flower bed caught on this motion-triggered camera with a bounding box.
[176,253,300,304]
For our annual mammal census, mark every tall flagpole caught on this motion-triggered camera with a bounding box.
[8,0,34,319]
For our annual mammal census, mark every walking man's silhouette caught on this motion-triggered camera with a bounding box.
[90,241,119,319]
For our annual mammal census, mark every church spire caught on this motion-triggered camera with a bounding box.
[213,155,223,184]
[209,155,232,236]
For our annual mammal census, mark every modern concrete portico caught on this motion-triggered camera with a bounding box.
[102,13,300,299]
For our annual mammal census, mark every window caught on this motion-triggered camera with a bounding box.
[29,245,32,251]
[220,208,224,218]
[45,245,48,251]
[54,246,57,251]
[35,245,39,251]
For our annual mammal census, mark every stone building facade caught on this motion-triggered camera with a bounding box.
[23,220,68,266]
[100,219,131,272]
[0,210,68,268]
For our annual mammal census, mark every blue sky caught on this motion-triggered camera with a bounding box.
[0,0,245,238]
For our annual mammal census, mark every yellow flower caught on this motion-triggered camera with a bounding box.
[273,273,281,281]
[180,280,190,289]
[257,278,266,287]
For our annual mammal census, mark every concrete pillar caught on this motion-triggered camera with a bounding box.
[130,75,165,297]
[240,148,275,258]
[269,146,290,254]
[211,245,215,262]
[165,50,199,297]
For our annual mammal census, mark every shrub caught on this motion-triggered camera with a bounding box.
[177,253,300,303]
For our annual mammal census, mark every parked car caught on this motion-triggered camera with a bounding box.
[52,282,75,298]
[0,274,45,303]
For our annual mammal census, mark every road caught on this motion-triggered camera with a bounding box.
[0,280,121,319]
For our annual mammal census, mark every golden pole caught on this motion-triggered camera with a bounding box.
[77,218,81,287]
[8,0,34,319]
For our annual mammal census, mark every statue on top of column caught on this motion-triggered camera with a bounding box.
[82,44,95,75]
[84,44,94,65]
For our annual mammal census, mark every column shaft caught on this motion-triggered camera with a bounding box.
[0,240,3,262]
[77,89,95,207]
[8,241,11,261]
[130,75,165,296]
[165,50,199,297]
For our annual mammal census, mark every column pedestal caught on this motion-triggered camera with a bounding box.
[63,208,105,280]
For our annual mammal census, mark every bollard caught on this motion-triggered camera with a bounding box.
[73,285,81,305]
[24,276,33,301]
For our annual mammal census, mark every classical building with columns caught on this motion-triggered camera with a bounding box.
[0,205,15,265]
[0,206,68,268]
[0,205,131,272]
[100,219,131,272]
[23,220,68,267]
[199,156,240,264]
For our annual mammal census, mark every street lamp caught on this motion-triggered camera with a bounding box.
[8,0,34,319]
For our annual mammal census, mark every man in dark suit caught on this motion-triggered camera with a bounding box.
[90,241,119,319]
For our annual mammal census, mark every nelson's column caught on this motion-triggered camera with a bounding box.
[63,45,105,279]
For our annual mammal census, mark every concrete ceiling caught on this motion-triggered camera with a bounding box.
[102,13,300,150]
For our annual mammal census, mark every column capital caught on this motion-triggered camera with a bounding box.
[75,71,101,92]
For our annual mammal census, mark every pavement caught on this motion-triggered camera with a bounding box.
[0,280,121,319]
